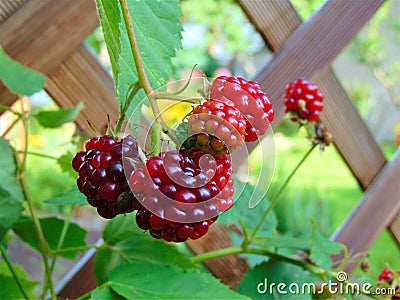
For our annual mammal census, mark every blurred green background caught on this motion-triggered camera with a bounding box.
[8,0,399,282]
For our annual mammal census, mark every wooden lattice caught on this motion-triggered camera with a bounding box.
[1,0,399,297]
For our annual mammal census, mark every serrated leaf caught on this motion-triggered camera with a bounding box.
[57,151,77,178]
[95,0,183,124]
[237,261,319,299]
[44,185,87,206]
[309,221,343,273]
[0,261,38,299]
[0,187,23,240]
[175,121,189,143]
[90,287,123,299]
[108,262,249,299]
[95,214,195,284]
[34,103,83,128]
[13,217,87,259]
[0,46,45,96]
[0,138,23,200]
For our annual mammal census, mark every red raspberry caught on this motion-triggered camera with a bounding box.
[284,78,324,123]
[129,148,234,242]
[210,76,274,142]
[187,99,246,155]
[72,135,141,219]
[379,268,394,283]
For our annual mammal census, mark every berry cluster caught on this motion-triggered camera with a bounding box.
[284,78,324,123]
[378,268,400,299]
[187,99,247,155]
[72,135,139,219]
[72,76,274,242]
[129,148,234,242]
[210,76,274,142]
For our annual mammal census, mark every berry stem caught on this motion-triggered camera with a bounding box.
[0,245,30,299]
[14,151,57,300]
[1,117,20,138]
[245,142,318,245]
[119,0,180,146]
[190,246,327,278]
[16,150,58,160]
[115,81,141,134]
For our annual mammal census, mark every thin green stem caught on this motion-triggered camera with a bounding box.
[0,245,30,299]
[16,150,58,160]
[15,155,57,300]
[190,246,327,277]
[155,94,202,103]
[1,117,20,138]
[115,81,141,134]
[41,206,75,295]
[119,0,180,146]
[246,143,318,245]
[49,245,99,255]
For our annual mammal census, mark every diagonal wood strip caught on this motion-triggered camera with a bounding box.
[0,0,99,106]
[239,0,400,270]
[331,149,400,272]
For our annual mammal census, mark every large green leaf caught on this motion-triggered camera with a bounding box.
[309,220,343,273]
[237,260,319,299]
[33,103,83,128]
[95,0,183,123]
[44,185,87,206]
[108,262,249,299]
[0,187,23,240]
[0,261,38,299]
[95,214,195,284]
[253,234,310,252]
[90,286,123,299]
[0,46,45,96]
[13,217,87,259]
[0,138,23,200]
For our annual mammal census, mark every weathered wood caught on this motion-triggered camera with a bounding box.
[0,0,98,106]
[46,45,118,133]
[0,0,26,24]
[390,215,400,246]
[332,149,400,272]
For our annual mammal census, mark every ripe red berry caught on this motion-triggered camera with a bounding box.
[284,78,324,123]
[72,135,141,219]
[129,148,235,242]
[378,268,395,283]
[210,76,274,142]
[187,99,247,154]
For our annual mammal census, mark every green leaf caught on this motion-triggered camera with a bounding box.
[33,103,83,128]
[0,46,45,96]
[108,262,249,299]
[90,286,123,299]
[0,138,24,200]
[175,121,189,143]
[0,261,38,299]
[95,214,195,284]
[237,261,319,299]
[13,217,87,259]
[95,0,183,123]
[218,178,277,238]
[57,151,77,178]
[0,187,23,240]
[44,185,87,206]
[309,220,343,273]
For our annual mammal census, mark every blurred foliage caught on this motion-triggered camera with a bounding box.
[290,0,326,20]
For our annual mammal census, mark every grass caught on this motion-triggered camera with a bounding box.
[248,133,400,280]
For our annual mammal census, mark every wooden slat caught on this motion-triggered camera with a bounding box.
[332,149,400,271]
[0,0,98,106]
[390,215,400,245]
[46,45,118,132]
[0,0,26,24]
